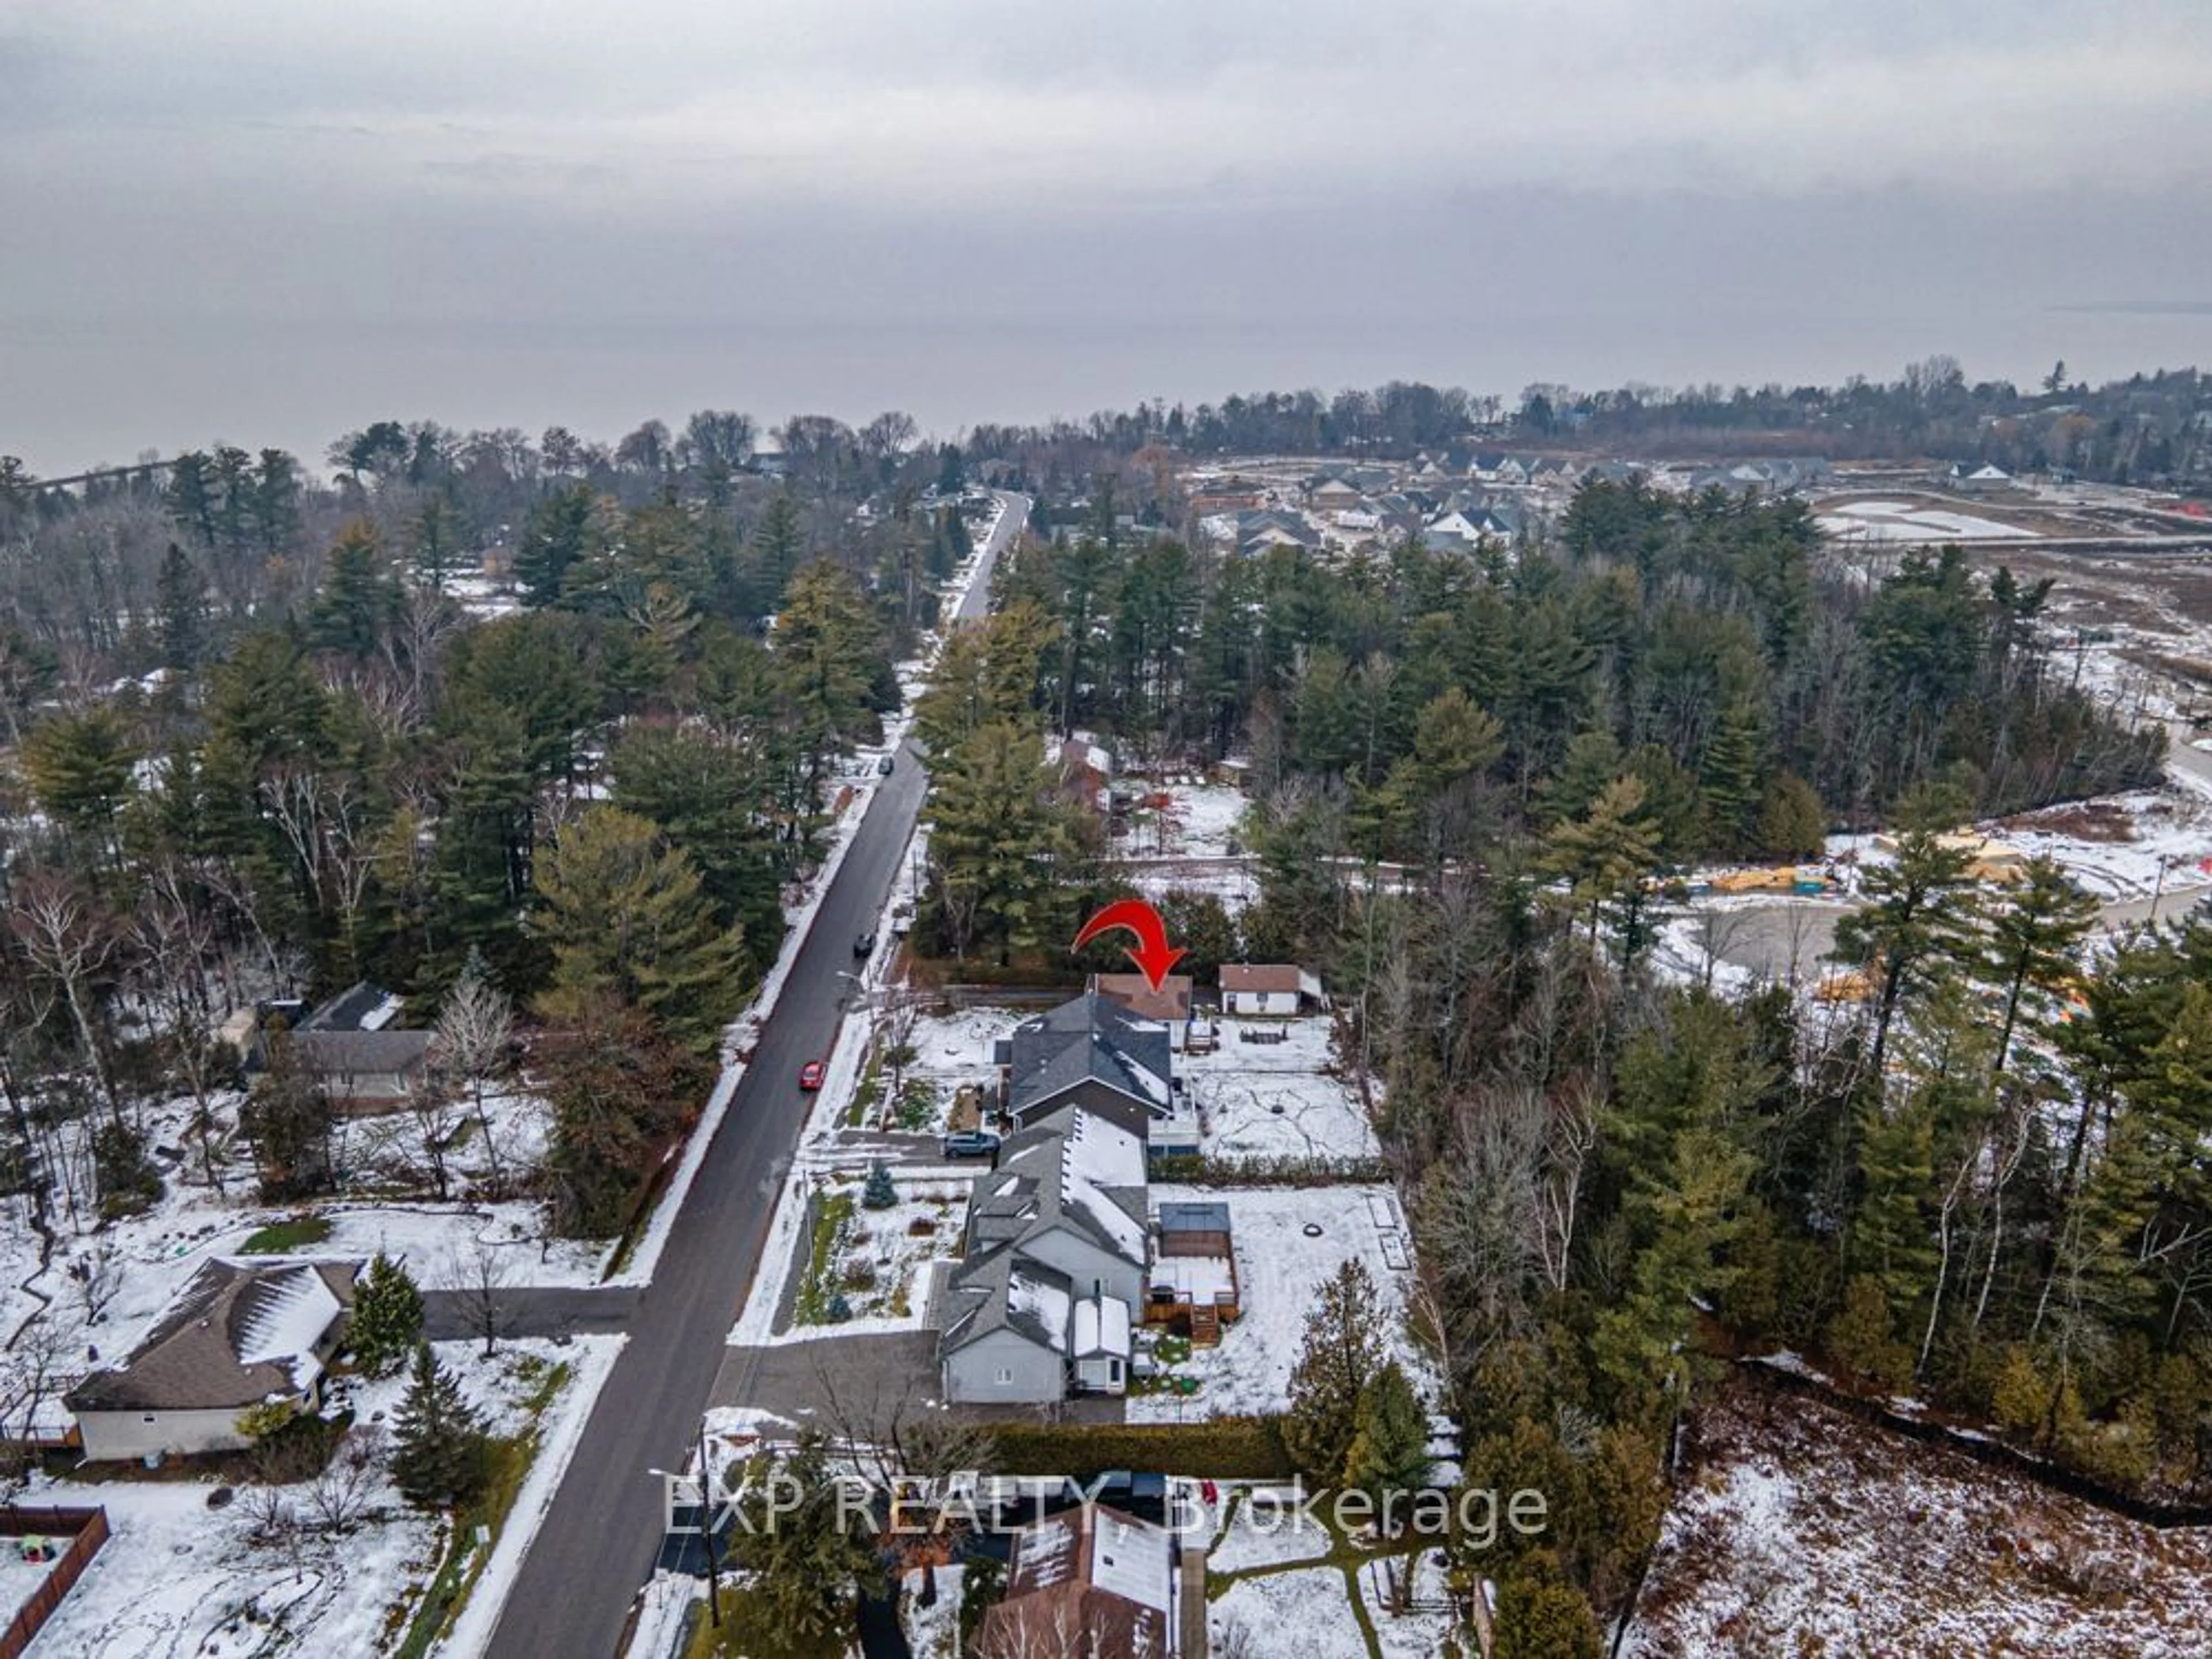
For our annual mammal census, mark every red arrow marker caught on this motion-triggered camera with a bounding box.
[1072,899,1188,994]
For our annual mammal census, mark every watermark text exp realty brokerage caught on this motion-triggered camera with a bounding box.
[661,1471,1550,1551]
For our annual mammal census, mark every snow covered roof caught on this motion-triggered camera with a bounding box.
[1061,1113,1147,1262]
[941,1110,1150,1364]
[986,1505,1173,1659]
[1073,1295,1132,1359]
[66,1258,360,1415]
[1007,1264,1072,1349]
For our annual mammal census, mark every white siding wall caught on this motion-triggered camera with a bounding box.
[78,1406,255,1463]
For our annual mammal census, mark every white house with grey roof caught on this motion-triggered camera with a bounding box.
[939,1109,1149,1404]
[65,1257,361,1462]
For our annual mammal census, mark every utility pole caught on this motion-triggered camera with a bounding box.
[699,1418,722,1627]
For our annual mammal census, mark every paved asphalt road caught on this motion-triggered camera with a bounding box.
[483,494,1026,1659]
[421,1287,642,1343]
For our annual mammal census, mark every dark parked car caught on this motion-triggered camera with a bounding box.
[876,754,895,775]
[941,1130,1002,1160]
[1085,1471,1169,1525]
[853,931,876,957]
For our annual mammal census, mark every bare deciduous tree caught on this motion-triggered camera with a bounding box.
[71,1240,123,1325]
[406,1077,465,1202]
[307,1425,385,1533]
[0,1322,64,1502]
[441,1239,516,1357]
[433,953,514,1197]
[9,868,124,1118]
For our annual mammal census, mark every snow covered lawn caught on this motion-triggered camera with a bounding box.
[1118,782,1249,859]
[1206,1487,1334,1572]
[788,1171,968,1333]
[1360,1550,1457,1659]
[1211,1565,1371,1659]
[20,1336,615,1659]
[1183,1016,1377,1163]
[1129,1185,1412,1422]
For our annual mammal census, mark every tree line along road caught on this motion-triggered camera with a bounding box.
[481,494,1026,1659]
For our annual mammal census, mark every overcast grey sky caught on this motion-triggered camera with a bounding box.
[5,0,2211,472]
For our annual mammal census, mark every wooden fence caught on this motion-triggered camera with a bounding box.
[0,1504,109,1659]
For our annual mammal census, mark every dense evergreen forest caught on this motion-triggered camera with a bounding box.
[912,482,2200,1648]
[963,359,2212,488]
[4,392,2209,1647]
[0,411,972,1235]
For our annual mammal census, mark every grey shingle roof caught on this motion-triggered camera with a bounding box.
[1008,993,1172,1121]
[66,1259,358,1414]
[292,1029,433,1080]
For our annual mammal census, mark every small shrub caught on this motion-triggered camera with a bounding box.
[862,1161,897,1210]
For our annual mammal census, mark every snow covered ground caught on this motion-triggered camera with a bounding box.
[1623,1384,2212,1658]
[1206,1487,1334,1572]
[1129,1184,1411,1422]
[20,1335,616,1659]
[1116,782,1249,859]
[1359,1550,1456,1659]
[1181,1016,1377,1163]
[1211,1564,1372,1658]
[434,1336,624,1658]
[786,1169,968,1335]
[1991,782,2212,904]
[1816,500,2037,543]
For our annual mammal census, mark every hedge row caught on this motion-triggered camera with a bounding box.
[986,1415,1294,1480]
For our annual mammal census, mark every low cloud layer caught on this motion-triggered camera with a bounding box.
[4,2,2210,468]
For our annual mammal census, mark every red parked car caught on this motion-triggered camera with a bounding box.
[798,1060,825,1091]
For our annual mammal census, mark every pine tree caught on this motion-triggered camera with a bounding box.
[1755,770,1827,859]
[513,482,599,607]
[1831,823,1976,1080]
[748,489,804,609]
[1979,853,2098,1078]
[350,1253,426,1378]
[1698,698,1765,854]
[926,721,1080,967]
[532,805,748,1055]
[20,705,139,862]
[155,541,210,672]
[862,1161,897,1210]
[392,1342,487,1508]
[1343,1361,1430,1525]
[1283,1259,1388,1484]
[729,1430,882,1638]
[1492,1566,1603,1659]
[774,559,887,800]
[308,520,402,656]
[1541,775,1660,949]
[413,493,464,592]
